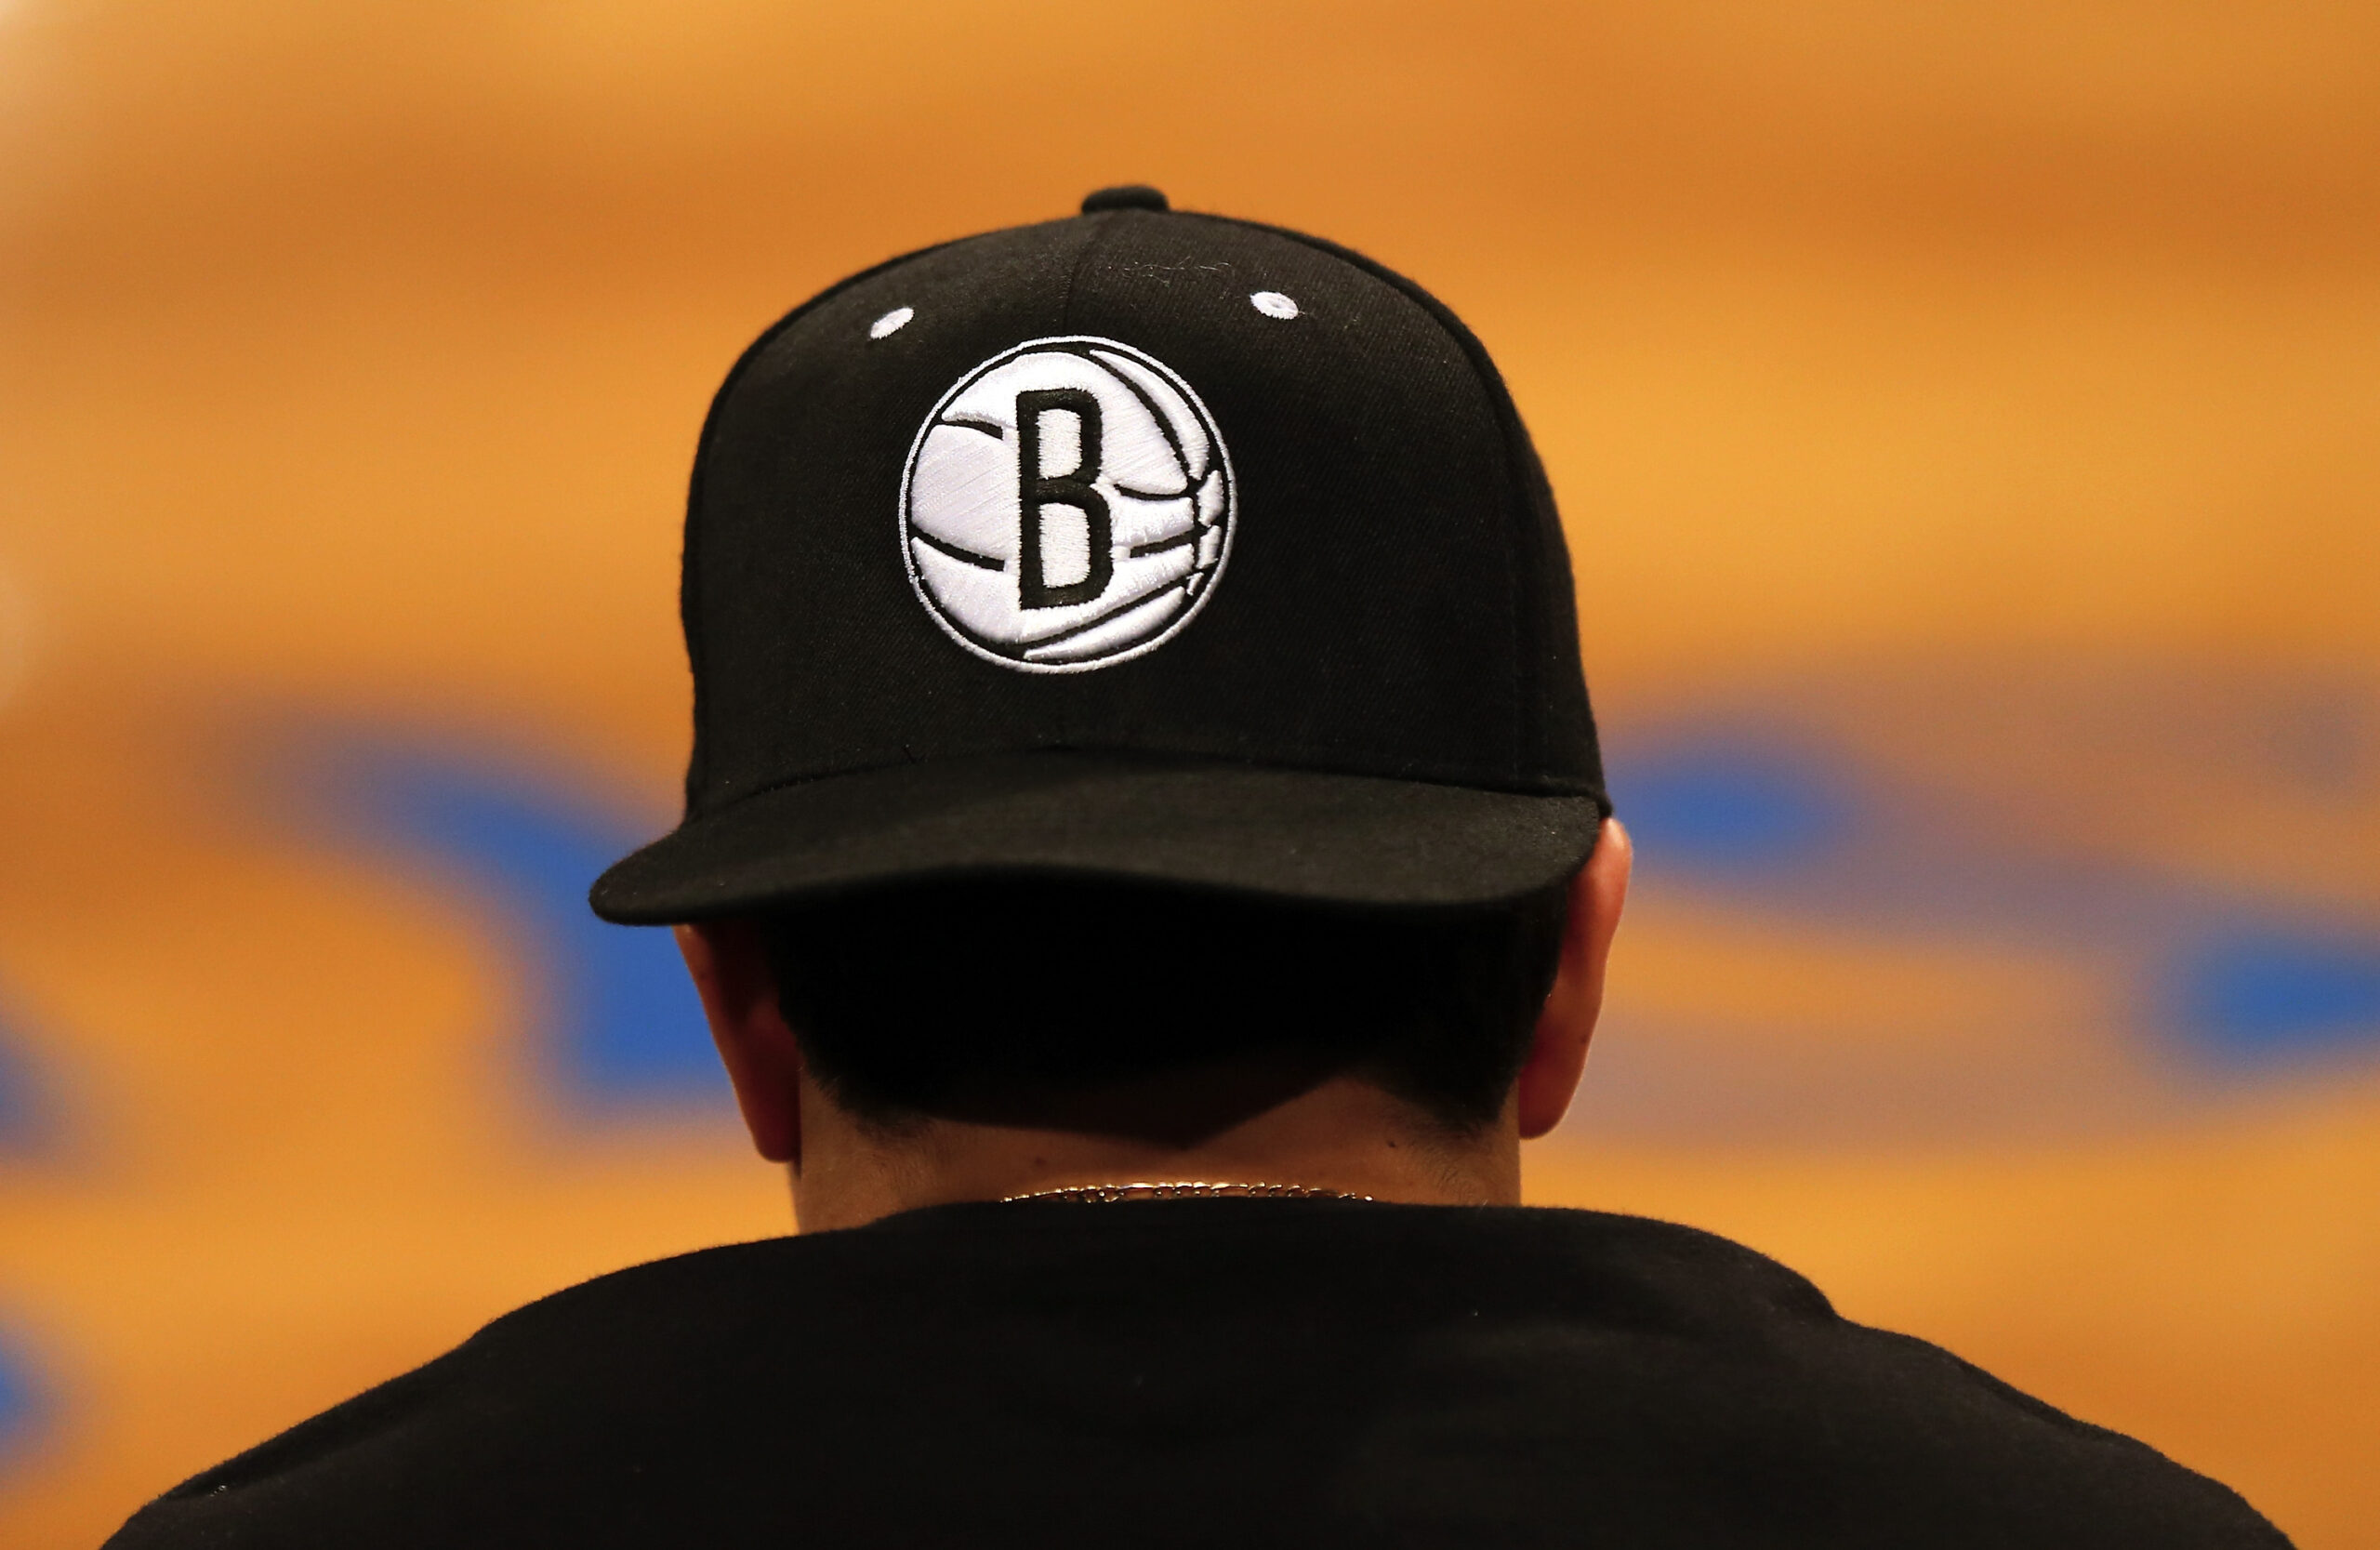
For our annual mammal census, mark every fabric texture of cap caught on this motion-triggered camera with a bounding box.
[591,189,1607,922]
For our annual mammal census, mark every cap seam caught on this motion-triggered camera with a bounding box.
[1058,210,1125,336]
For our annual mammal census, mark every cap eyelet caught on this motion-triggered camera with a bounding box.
[1249,291,1298,320]
[869,307,915,339]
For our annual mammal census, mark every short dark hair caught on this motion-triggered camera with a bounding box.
[756,876,1568,1133]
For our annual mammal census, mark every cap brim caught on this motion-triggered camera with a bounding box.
[589,751,1606,923]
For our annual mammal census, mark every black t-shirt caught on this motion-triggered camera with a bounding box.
[108,1200,2289,1548]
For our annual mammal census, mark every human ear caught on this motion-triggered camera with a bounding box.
[1513,817,1631,1141]
[676,920,805,1164]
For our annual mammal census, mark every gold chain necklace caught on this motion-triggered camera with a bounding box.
[1000,1181,1376,1204]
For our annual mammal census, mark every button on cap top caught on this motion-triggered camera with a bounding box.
[1080,184,1169,214]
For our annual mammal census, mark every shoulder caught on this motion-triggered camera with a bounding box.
[101,1236,820,1550]
[1394,1207,2294,1548]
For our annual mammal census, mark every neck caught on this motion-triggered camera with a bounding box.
[787,1067,1520,1233]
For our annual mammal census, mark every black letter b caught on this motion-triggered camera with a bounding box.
[1016,388,1112,610]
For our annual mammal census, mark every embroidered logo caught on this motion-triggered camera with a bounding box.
[900,337,1236,672]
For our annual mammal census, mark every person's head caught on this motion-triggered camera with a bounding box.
[594,187,1623,1225]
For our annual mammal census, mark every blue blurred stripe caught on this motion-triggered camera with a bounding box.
[288,735,729,1115]
[0,1330,42,1472]
[1613,725,2380,1076]
[2175,927,2380,1061]
[1616,736,1859,874]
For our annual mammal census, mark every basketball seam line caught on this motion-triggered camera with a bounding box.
[1078,346,1196,482]
[912,530,1004,571]
[1019,576,1192,655]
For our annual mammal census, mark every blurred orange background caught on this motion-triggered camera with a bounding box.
[2,2,2376,1544]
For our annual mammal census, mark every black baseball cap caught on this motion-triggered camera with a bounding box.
[590,185,1608,923]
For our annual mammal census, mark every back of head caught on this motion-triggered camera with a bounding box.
[759,877,1569,1134]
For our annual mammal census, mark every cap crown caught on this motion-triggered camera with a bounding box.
[681,207,1602,818]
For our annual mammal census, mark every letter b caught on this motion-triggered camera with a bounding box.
[1016,388,1112,610]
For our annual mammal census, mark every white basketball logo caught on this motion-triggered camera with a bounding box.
[899,337,1236,672]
